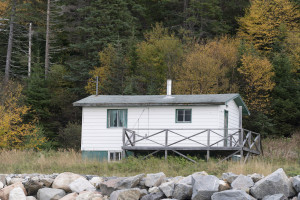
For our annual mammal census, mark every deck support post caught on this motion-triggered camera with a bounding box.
[207,129,210,161]
[239,106,244,162]
[133,131,136,146]
[165,129,168,161]
[122,129,126,159]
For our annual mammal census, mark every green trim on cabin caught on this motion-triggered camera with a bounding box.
[225,94,250,116]
[82,151,108,161]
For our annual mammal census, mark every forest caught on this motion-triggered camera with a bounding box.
[0,0,299,150]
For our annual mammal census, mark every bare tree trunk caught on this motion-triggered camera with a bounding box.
[28,22,32,77]
[45,0,50,77]
[4,0,16,83]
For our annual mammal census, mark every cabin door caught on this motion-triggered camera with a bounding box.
[224,110,228,147]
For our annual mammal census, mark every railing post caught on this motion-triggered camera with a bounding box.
[239,106,244,162]
[133,131,136,146]
[165,129,168,161]
[230,135,233,147]
[248,131,252,148]
[122,128,126,159]
[207,129,210,161]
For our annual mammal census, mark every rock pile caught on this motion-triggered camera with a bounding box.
[0,168,299,200]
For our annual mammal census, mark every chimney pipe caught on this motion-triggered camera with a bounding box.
[167,79,172,96]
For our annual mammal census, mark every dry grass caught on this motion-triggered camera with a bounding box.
[0,133,299,177]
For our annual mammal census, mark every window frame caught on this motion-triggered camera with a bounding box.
[107,109,128,128]
[175,109,192,123]
[108,151,122,162]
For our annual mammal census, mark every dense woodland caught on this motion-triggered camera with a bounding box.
[0,0,299,150]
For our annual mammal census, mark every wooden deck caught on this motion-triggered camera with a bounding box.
[122,128,262,163]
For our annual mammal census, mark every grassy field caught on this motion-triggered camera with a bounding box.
[0,133,299,177]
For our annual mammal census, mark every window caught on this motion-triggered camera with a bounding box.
[107,109,127,128]
[109,151,122,161]
[176,109,192,123]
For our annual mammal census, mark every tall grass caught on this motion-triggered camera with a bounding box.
[0,133,299,177]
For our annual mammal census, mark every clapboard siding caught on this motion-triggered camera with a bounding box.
[81,103,240,151]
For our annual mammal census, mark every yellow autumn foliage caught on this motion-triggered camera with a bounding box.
[174,36,239,94]
[0,0,9,17]
[85,44,116,95]
[238,0,300,52]
[0,82,46,149]
[238,54,275,113]
[285,28,300,72]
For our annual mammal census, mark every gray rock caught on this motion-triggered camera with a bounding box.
[172,183,192,200]
[100,177,125,196]
[69,177,96,193]
[0,175,6,186]
[23,179,44,195]
[59,192,78,200]
[0,182,27,200]
[76,191,103,200]
[109,188,145,200]
[250,168,296,199]
[231,174,254,192]
[37,188,66,200]
[0,181,3,189]
[211,190,255,200]
[159,181,174,197]
[262,194,287,200]
[9,187,26,200]
[10,178,24,185]
[248,173,264,183]
[298,192,300,200]
[40,178,54,188]
[116,174,144,189]
[222,172,238,184]
[192,175,219,200]
[52,172,84,192]
[141,190,165,200]
[148,186,160,193]
[219,180,230,191]
[178,175,192,185]
[26,196,37,200]
[89,177,104,188]
[292,175,300,193]
[145,172,166,187]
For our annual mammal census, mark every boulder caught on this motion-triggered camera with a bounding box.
[100,178,125,196]
[76,191,103,200]
[262,194,287,200]
[0,182,27,200]
[222,172,238,184]
[159,181,174,197]
[219,180,230,191]
[148,186,160,193]
[26,196,37,200]
[169,176,184,184]
[52,172,84,192]
[6,177,11,185]
[298,192,300,200]
[8,187,26,200]
[116,174,144,189]
[178,175,192,185]
[192,175,219,200]
[291,175,300,193]
[89,177,104,188]
[248,173,264,183]
[109,188,145,200]
[0,175,6,186]
[145,172,166,187]
[172,183,192,200]
[23,179,44,195]
[69,177,96,193]
[10,178,24,185]
[231,175,254,192]
[140,190,165,200]
[40,178,54,188]
[211,190,255,200]
[0,181,3,189]
[250,168,296,199]
[37,188,66,200]
[60,192,78,200]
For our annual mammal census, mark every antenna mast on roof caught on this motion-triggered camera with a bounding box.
[96,76,99,96]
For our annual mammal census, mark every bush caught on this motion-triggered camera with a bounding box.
[58,122,81,150]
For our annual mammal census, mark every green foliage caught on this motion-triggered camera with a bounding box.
[58,122,81,150]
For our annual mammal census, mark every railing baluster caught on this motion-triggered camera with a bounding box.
[207,129,210,161]
[165,129,168,161]
[122,129,126,159]
[133,131,136,146]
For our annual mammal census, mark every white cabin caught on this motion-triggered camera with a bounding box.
[73,92,250,161]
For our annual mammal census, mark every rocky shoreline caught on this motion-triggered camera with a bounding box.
[0,168,299,200]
